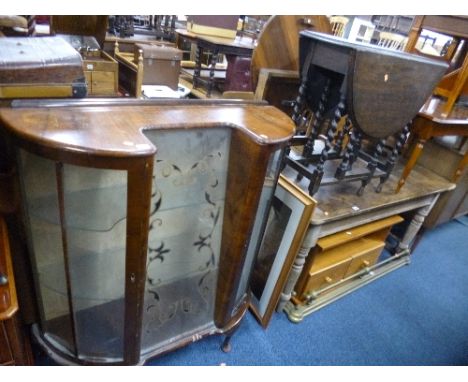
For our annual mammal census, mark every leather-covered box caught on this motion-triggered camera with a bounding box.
[134,43,182,90]
[224,55,253,92]
[186,16,239,39]
[0,36,87,98]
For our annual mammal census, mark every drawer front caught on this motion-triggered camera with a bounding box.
[344,244,384,278]
[0,321,14,365]
[303,259,352,297]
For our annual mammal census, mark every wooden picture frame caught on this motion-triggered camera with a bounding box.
[249,174,316,328]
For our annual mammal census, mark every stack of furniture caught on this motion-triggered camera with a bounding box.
[279,161,454,321]
[248,28,456,324]
[284,31,447,196]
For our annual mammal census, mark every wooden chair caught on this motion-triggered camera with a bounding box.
[329,16,349,37]
[377,31,408,51]
[113,41,144,98]
[405,16,468,117]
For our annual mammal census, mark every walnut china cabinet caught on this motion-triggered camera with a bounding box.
[0,99,294,365]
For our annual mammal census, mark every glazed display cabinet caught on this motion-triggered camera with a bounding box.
[0,99,294,365]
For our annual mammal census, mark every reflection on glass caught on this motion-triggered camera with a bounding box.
[63,164,127,361]
[18,150,74,354]
[141,128,231,354]
[416,29,453,57]
[250,196,292,300]
[234,148,283,306]
[17,150,128,361]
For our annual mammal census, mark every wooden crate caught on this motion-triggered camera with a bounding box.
[83,51,119,96]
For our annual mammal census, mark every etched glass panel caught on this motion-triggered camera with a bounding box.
[141,128,231,354]
[234,148,283,305]
[17,150,74,355]
[63,164,127,361]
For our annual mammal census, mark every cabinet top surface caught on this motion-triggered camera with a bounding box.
[0,101,294,158]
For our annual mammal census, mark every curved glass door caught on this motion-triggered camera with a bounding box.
[18,150,128,362]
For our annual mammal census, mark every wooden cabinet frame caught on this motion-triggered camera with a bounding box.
[0,99,294,365]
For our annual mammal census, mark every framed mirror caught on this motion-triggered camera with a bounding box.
[250,174,316,327]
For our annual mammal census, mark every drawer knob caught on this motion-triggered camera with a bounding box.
[324,276,333,284]
[363,260,370,267]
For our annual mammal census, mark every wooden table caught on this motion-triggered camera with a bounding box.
[175,29,255,97]
[103,34,175,54]
[396,97,468,193]
[277,159,455,322]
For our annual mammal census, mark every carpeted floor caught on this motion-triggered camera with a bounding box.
[33,218,468,366]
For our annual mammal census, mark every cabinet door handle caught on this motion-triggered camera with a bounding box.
[0,273,8,286]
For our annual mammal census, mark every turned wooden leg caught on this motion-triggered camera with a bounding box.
[276,225,321,312]
[396,137,426,193]
[221,335,232,353]
[302,81,330,157]
[396,195,439,253]
[376,124,410,193]
[207,50,219,97]
[193,45,203,89]
[310,96,346,195]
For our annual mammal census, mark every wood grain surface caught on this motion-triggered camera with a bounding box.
[251,15,332,90]
[0,101,295,163]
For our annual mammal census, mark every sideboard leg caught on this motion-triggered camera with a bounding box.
[276,225,321,312]
[397,195,439,252]
[221,335,232,353]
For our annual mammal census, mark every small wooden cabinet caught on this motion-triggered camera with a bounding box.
[82,51,118,96]
[294,215,404,302]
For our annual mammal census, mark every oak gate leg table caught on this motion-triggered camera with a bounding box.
[176,28,254,97]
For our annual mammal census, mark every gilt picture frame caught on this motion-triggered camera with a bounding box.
[249,174,316,328]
